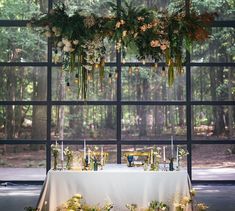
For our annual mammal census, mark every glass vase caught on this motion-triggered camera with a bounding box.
[53,156,58,170]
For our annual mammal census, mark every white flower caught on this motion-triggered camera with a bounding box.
[55,32,61,37]
[65,41,72,47]
[73,40,79,45]
[57,41,63,48]
[63,46,71,52]
[62,38,68,45]
[45,31,52,37]
[52,26,58,33]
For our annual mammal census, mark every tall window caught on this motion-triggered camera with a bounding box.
[0,0,234,181]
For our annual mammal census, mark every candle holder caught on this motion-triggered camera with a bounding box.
[163,161,168,171]
[169,158,174,171]
[61,159,64,170]
[82,155,90,171]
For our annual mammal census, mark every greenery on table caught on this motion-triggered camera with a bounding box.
[64,146,74,170]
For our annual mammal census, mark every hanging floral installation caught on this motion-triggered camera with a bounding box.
[29,1,216,99]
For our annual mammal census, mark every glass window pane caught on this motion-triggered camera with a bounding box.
[0,144,46,180]
[191,67,235,101]
[0,0,47,20]
[122,105,186,140]
[51,106,116,140]
[52,67,116,101]
[192,106,235,140]
[53,0,114,17]
[0,27,47,62]
[0,105,47,140]
[191,27,235,63]
[192,0,235,20]
[192,144,235,180]
[0,66,47,101]
[122,67,186,101]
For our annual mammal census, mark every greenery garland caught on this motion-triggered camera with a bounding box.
[29,1,216,99]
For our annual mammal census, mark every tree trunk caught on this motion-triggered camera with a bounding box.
[32,67,47,141]
[228,68,233,138]
[177,75,184,126]
[214,68,226,135]
[138,76,148,137]
[5,67,16,139]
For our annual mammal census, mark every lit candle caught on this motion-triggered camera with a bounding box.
[61,141,64,161]
[84,139,86,159]
[171,136,174,158]
[163,146,166,162]
[88,148,91,164]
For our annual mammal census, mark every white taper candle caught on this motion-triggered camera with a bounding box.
[163,146,166,162]
[61,141,64,161]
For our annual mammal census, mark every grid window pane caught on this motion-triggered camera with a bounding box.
[122,105,187,140]
[192,144,235,180]
[192,106,235,140]
[0,0,48,20]
[0,105,47,140]
[122,67,186,101]
[191,67,235,101]
[0,66,47,101]
[51,106,117,140]
[0,27,47,62]
[53,0,115,17]
[52,67,116,101]
[192,0,235,20]
[191,27,235,63]
[0,144,46,180]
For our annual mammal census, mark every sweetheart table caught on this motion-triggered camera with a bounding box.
[37,165,192,211]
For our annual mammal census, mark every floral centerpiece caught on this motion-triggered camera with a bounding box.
[51,143,60,170]
[29,1,216,99]
[56,193,113,211]
[177,146,189,169]
[64,146,74,170]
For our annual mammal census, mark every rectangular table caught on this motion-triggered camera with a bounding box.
[37,165,192,211]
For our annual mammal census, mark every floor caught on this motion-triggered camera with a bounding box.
[0,184,235,211]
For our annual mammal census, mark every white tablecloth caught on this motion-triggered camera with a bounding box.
[37,165,192,211]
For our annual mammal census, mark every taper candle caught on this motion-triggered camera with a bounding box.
[171,136,174,158]
[61,141,64,161]
[163,146,166,162]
